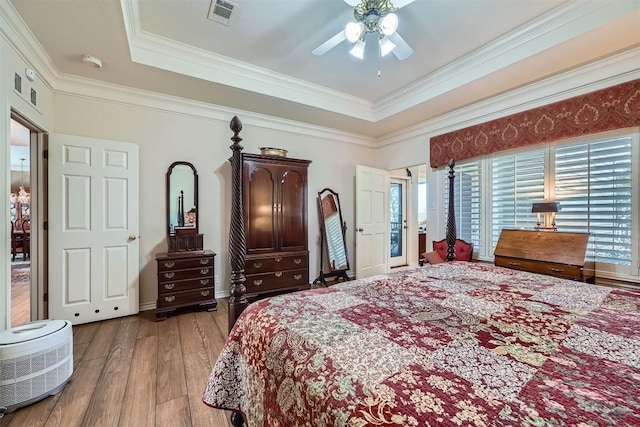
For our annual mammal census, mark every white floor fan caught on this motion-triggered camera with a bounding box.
[312,0,415,60]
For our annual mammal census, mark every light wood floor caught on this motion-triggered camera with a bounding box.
[0,301,236,427]
[11,266,30,328]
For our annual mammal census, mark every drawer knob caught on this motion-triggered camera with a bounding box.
[275,257,282,262]
[200,268,210,275]
[548,267,565,273]
[508,262,521,267]
[294,274,302,280]
[163,262,175,268]
[164,296,175,303]
[201,290,210,297]
[163,272,175,279]
[253,262,262,268]
[164,283,175,290]
[200,259,210,265]
[253,279,263,286]
[294,259,302,264]
[275,271,283,277]
[200,279,210,285]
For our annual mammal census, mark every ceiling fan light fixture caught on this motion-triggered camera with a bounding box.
[349,39,365,59]
[379,36,395,57]
[345,21,364,43]
[380,12,398,36]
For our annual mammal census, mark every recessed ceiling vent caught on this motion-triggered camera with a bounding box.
[208,0,237,26]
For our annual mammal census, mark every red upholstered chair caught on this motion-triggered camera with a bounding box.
[432,238,474,262]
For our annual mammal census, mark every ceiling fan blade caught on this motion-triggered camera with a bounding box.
[342,0,360,6]
[391,0,416,8]
[312,30,347,56]
[388,32,413,60]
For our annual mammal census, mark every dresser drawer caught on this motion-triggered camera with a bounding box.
[158,266,213,282]
[246,268,309,293]
[157,255,213,271]
[157,287,215,308]
[495,256,584,281]
[245,254,308,274]
[158,276,213,294]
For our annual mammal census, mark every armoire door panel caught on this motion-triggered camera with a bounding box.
[279,167,307,252]
[244,162,278,254]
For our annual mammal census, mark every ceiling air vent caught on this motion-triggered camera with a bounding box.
[208,0,237,26]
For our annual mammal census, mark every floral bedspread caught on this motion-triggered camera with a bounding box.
[203,262,640,426]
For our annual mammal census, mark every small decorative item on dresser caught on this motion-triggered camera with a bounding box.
[259,147,288,157]
[155,249,217,321]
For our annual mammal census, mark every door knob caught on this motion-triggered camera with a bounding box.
[357,228,364,232]
[128,234,139,241]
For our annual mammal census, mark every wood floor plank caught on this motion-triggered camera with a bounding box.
[136,310,159,339]
[155,396,191,427]
[72,322,100,345]
[82,318,121,361]
[81,317,140,427]
[177,313,206,356]
[118,335,158,427]
[156,317,187,404]
[43,357,106,427]
[193,311,226,368]
[182,350,221,427]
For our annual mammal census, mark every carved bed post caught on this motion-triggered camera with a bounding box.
[228,116,248,333]
[446,159,456,261]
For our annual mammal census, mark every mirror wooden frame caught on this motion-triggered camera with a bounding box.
[313,188,350,285]
[166,161,199,236]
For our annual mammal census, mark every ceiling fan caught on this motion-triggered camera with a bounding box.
[312,0,415,61]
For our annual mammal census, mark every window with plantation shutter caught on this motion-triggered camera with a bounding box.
[491,150,545,249]
[438,130,637,279]
[444,162,482,253]
[554,137,633,266]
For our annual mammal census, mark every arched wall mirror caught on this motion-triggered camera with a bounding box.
[314,188,350,285]
[166,161,198,236]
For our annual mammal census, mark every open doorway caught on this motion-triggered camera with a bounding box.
[10,118,31,327]
[388,164,428,268]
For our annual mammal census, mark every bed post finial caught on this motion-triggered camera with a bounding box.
[446,159,457,262]
[228,116,248,332]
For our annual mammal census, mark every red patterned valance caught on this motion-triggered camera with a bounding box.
[430,79,640,168]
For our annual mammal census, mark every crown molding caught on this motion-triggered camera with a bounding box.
[374,0,640,120]
[0,0,57,92]
[121,0,639,124]
[378,48,640,149]
[53,72,376,148]
[0,0,373,147]
[120,0,374,122]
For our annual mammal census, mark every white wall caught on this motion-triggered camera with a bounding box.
[52,93,376,307]
[0,32,53,330]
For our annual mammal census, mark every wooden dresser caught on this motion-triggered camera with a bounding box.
[494,229,594,283]
[155,250,217,321]
[242,153,311,297]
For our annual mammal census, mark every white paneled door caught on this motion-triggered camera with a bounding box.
[49,134,139,325]
[355,165,389,279]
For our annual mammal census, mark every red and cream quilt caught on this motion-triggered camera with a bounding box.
[203,262,640,426]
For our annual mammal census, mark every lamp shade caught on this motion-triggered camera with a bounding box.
[380,13,398,35]
[349,39,365,59]
[531,202,559,213]
[345,21,364,43]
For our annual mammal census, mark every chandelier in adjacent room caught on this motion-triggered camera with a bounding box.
[11,158,30,205]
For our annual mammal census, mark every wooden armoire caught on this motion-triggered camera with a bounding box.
[242,153,311,297]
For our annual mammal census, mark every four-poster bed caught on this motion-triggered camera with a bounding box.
[204,116,640,426]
